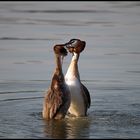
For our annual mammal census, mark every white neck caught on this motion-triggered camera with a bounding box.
[72,52,79,61]
[65,52,80,80]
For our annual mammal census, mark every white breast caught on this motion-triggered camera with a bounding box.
[65,53,86,116]
[65,76,86,116]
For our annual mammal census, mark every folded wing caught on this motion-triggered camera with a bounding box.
[43,87,63,119]
[81,83,91,108]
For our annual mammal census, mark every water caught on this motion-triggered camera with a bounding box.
[0,2,140,138]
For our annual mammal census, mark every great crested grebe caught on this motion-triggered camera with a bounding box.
[65,39,91,117]
[42,43,70,120]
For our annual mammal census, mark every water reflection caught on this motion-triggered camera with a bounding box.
[43,116,91,139]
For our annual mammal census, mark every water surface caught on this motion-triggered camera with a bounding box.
[0,2,140,139]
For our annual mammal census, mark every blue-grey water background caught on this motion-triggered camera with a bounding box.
[0,2,140,139]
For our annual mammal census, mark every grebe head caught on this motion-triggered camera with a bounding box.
[65,39,86,54]
[54,44,68,57]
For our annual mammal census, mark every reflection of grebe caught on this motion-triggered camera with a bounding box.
[65,39,91,117]
[43,117,91,139]
[42,44,70,120]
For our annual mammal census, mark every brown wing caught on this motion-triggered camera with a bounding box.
[43,87,63,119]
[81,83,91,108]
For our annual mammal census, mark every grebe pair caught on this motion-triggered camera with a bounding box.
[42,39,91,120]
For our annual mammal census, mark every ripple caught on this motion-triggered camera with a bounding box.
[130,103,140,108]
[0,90,41,94]
[92,110,140,127]
[127,70,140,74]
[0,96,42,102]
[14,60,43,65]
[26,60,43,64]
[127,52,140,55]
[12,9,116,14]
[29,112,42,120]
[0,48,16,51]
[105,53,119,56]
[93,86,135,91]
[0,37,61,41]
[13,62,26,65]
[105,52,140,56]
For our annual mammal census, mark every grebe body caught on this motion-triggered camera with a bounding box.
[65,39,91,117]
[42,44,70,120]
